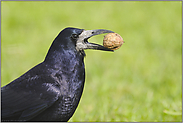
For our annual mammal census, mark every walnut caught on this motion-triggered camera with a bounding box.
[103,33,124,50]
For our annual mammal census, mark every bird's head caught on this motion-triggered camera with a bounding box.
[56,27,114,55]
[45,27,114,63]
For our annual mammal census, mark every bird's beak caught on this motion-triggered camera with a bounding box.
[76,29,114,52]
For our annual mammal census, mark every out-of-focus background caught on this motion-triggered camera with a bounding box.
[1,1,182,122]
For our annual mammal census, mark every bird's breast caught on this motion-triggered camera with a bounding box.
[50,52,85,117]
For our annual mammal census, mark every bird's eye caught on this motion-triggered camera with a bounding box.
[71,34,78,39]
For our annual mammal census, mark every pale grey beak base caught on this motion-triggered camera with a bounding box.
[76,29,114,52]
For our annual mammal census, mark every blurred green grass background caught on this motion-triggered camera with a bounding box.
[1,1,182,122]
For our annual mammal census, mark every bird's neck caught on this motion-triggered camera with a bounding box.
[44,47,85,98]
[44,39,86,63]
[44,48,84,67]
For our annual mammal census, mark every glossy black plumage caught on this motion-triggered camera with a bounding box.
[1,27,113,121]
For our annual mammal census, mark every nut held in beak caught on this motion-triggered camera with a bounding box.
[103,33,124,50]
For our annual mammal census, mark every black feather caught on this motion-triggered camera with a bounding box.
[1,28,85,121]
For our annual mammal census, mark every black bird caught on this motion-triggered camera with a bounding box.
[1,27,114,122]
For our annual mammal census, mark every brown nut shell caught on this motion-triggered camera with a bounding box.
[103,33,124,50]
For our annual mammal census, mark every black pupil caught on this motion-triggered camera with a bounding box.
[73,34,78,38]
